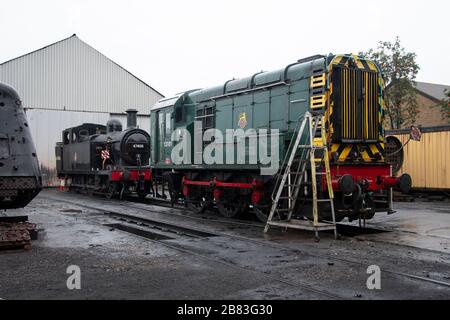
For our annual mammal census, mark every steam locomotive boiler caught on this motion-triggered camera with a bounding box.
[0,82,42,209]
[56,109,152,199]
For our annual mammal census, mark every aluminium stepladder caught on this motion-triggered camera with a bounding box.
[264,111,338,240]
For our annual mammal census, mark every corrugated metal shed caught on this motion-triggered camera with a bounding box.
[0,35,163,186]
[0,34,163,114]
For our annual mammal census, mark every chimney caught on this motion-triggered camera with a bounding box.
[126,109,138,129]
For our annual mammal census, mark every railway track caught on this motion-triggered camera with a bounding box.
[46,195,344,299]
[105,193,450,249]
[106,207,450,289]
[129,195,450,249]
[106,218,344,299]
[72,189,264,229]
[73,189,442,240]
[43,193,450,292]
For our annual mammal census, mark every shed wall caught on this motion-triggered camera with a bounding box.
[393,130,450,190]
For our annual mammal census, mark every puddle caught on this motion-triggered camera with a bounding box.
[333,224,390,237]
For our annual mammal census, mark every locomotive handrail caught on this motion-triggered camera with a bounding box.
[197,81,291,103]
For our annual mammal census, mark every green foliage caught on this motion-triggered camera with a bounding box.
[360,37,420,129]
[440,89,450,122]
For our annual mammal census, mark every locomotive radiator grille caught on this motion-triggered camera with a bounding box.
[331,66,380,142]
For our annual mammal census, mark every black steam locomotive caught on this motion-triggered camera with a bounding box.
[56,109,152,199]
[0,83,42,209]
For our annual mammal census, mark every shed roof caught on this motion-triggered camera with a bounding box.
[0,34,164,115]
[415,81,449,102]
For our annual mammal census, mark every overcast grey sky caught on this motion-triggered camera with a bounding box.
[1,0,448,96]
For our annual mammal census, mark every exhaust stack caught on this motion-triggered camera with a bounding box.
[126,109,138,129]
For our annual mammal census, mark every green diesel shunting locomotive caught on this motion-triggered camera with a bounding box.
[150,53,411,221]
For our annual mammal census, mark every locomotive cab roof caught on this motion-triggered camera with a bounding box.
[106,119,123,133]
[151,89,200,112]
[62,123,106,144]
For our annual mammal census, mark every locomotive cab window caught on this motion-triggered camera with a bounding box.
[158,112,165,138]
[166,112,172,136]
[63,131,70,144]
[195,105,215,147]
[78,130,89,141]
[196,105,215,130]
[204,107,214,129]
[175,106,183,123]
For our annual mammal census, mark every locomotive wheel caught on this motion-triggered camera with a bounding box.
[217,202,243,218]
[187,196,209,214]
[105,183,116,199]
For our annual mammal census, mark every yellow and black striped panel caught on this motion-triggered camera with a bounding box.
[330,143,385,162]
[331,66,379,142]
[379,77,386,141]
[332,54,379,72]
[327,54,385,163]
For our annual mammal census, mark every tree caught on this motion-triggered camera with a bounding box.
[438,89,450,122]
[360,37,420,129]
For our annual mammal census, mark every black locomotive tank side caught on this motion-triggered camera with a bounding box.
[0,82,42,209]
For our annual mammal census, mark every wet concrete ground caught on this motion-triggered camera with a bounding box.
[352,201,450,253]
[0,189,449,300]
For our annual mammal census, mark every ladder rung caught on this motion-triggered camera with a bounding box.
[282,175,303,180]
[278,196,296,200]
[284,184,302,187]
[276,208,292,212]
[267,220,337,231]
[291,161,307,165]
[285,170,304,174]
[303,198,333,203]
